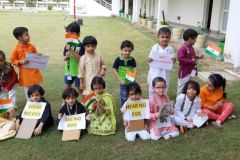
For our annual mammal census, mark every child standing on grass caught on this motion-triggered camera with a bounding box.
[174,80,207,133]
[78,36,106,97]
[177,29,204,96]
[0,50,18,106]
[16,85,54,136]
[148,27,176,96]
[120,82,150,142]
[87,76,116,135]
[200,73,235,128]
[10,27,43,100]
[149,77,179,140]
[113,40,136,106]
[63,22,85,94]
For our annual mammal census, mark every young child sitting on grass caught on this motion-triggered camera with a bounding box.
[200,73,235,128]
[121,82,150,142]
[16,85,54,136]
[87,76,116,136]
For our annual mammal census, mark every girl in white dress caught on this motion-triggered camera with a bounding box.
[174,80,207,133]
[148,27,176,96]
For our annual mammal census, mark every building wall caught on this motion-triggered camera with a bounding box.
[210,0,222,32]
[69,0,111,17]
[167,0,205,27]
[224,0,240,69]
[154,0,158,19]
[112,0,120,15]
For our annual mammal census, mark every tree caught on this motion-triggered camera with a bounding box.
[8,0,16,4]
[25,0,37,6]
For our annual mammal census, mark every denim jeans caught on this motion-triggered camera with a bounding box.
[120,84,128,106]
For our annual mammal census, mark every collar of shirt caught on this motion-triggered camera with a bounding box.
[157,44,171,53]
[119,54,133,65]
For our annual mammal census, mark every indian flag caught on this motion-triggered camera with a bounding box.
[0,99,13,113]
[125,71,136,83]
[65,33,79,45]
[205,43,222,59]
[82,92,97,110]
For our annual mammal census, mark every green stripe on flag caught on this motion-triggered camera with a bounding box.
[205,49,218,59]
[85,99,96,110]
[0,108,8,113]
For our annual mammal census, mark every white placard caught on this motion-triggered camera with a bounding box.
[155,101,174,128]
[24,53,49,69]
[192,114,208,128]
[21,101,46,119]
[122,99,150,121]
[58,113,86,130]
[149,53,174,70]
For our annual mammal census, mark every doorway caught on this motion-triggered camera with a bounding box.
[206,0,213,30]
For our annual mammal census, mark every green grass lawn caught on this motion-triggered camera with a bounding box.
[0,11,240,160]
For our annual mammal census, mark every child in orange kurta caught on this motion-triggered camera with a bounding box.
[200,73,235,128]
[10,27,43,100]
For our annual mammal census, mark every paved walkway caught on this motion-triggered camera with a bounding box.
[132,21,240,82]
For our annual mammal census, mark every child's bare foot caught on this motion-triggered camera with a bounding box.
[212,121,223,129]
[179,126,186,134]
[228,114,237,120]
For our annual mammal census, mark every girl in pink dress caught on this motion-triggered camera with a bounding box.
[149,77,179,140]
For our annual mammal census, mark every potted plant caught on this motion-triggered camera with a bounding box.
[194,21,208,48]
[128,14,133,21]
[119,9,124,17]
[147,16,154,29]
[173,16,184,39]
[218,36,225,61]
[160,21,169,28]
[141,2,147,26]
[159,11,169,29]
[141,12,147,26]
[138,8,142,24]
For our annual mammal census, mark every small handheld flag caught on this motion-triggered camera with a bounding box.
[82,92,97,110]
[205,43,222,59]
[65,33,79,45]
[0,99,13,113]
[125,71,136,84]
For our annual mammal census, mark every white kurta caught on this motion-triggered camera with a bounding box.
[78,52,105,95]
[174,94,202,128]
[147,44,175,96]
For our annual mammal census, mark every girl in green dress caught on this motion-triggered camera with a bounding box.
[87,76,117,135]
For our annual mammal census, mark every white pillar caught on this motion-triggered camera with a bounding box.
[112,0,121,16]
[125,0,129,14]
[132,0,141,23]
[156,0,168,31]
[150,0,154,17]
[224,0,240,71]
[146,0,150,17]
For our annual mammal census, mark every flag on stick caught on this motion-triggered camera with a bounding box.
[205,43,222,59]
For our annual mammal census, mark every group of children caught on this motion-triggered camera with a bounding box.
[0,21,235,142]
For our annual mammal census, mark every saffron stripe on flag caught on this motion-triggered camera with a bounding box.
[205,43,222,59]
[82,92,96,105]
[65,33,79,45]
[126,71,136,82]
[0,99,13,113]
